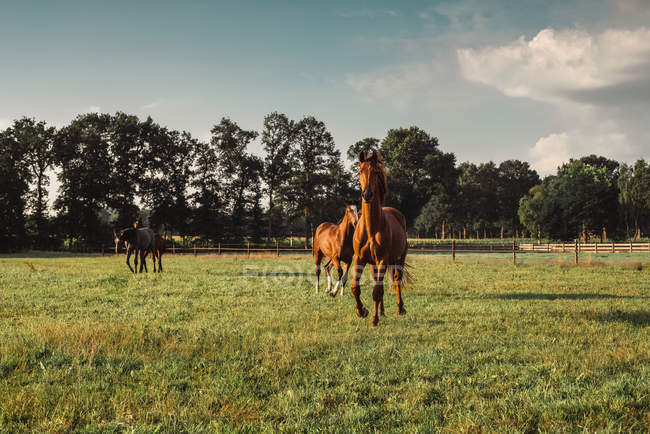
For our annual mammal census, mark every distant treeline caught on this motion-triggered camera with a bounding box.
[1,112,649,252]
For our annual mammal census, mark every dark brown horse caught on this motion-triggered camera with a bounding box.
[313,202,359,296]
[349,151,408,326]
[145,233,165,273]
[113,227,155,273]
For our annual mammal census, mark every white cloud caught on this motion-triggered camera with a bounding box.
[529,132,571,174]
[339,9,399,18]
[457,27,650,103]
[141,99,166,110]
[346,61,443,110]
[458,26,650,166]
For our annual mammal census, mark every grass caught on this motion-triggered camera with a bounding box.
[0,253,649,432]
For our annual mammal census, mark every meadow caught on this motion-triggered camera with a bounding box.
[0,253,649,432]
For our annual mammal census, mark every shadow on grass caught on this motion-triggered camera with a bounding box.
[595,310,650,326]
[489,293,635,300]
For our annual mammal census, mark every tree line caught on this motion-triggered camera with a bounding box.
[1,112,649,252]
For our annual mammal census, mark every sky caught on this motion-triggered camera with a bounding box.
[1,0,649,176]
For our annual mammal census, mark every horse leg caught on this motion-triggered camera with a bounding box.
[158,251,163,273]
[371,264,386,326]
[339,261,351,297]
[140,249,149,273]
[126,249,135,273]
[394,263,406,315]
[349,255,368,318]
[325,263,333,294]
[330,258,343,297]
[133,249,139,274]
[314,251,323,293]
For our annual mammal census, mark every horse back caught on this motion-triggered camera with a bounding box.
[315,222,348,261]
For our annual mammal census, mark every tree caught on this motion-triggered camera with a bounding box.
[210,118,260,239]
[141,124,195,238]
[191,138,223,242]
[54,113,113,247]
[414,189,451,238]
[618,160,650,239]
[527,160,615,240]
[497,160,540,237]
[518,182,547,239]
[280,116,340,244]
[261,112,295,239]
[107,112,146,229]
[378,127,458,227]
[347,137,380,173]
[8,118,57,246]
[0,127,32,251]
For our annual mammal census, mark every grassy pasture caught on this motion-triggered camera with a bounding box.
[0,253,649,432]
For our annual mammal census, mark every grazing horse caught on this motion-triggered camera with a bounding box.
[113,228,155,273]
[313,202,360,296]
[349,151,408,326]
[145,233,165,273]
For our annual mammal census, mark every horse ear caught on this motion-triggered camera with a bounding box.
[358,151,366,162]
[370,151,378,162]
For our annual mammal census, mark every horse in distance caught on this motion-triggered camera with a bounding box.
[349,150,408,326]
[313,202,360,296]
[114,227,155,273]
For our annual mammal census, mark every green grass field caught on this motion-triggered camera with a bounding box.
[1,253,649,432]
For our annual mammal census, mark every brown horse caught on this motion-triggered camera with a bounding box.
[349,151,408,326]
[113,227,155,273]
[313,202,359,296]
[145,233,165,273]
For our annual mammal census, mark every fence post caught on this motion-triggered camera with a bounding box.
[595,243,598,254]
[574,239,578,265]
[630,241,633,253]
[218,243,221,256]
[101,244,104,256]
[612,241,615,253]
[194,246,197,256]
[247,241,250,258]
[512,239,516,266]
[172,243,175,255]
[276,241,279,257]
[452,239,456,262]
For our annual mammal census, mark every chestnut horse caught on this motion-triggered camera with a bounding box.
[349,151,408,326]
[313,203,359,296]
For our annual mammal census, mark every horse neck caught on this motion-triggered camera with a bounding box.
[338,213,355,238]
[362,197,383,238]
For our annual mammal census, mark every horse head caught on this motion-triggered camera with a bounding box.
[358,150,387,205]
[344,201,360,227]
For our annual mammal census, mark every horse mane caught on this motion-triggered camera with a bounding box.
[361,152,388,204]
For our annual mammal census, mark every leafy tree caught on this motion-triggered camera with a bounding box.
[141,124,195,238]
[280,116,340,244]
[618,160,650,239]
[518,182,548,239]
[54,113,113,247]
[414,188,451,238]
[107,112,146,229]
[191,138,223,242]
[0,127,32,250]
[8,118,57,246]
[497,160,540,237]
[261,112,295,239]
[378,127,458,227]
[347,137,380,174]
[210,118,260,239]
[456,161,500,237]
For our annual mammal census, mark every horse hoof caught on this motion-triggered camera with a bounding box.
[398,306,407,315]
[357,307,369,318]
[329,291,336,298]
[372,316,379,326]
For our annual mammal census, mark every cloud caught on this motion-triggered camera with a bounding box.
[141,99,166,110]
[88,105,101,113]
[458,26,650,165]
[529,132,571,174]
[339,9,398,19]
[346,61,443,110]
[457,27,650,104]
[0,118,10,131]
